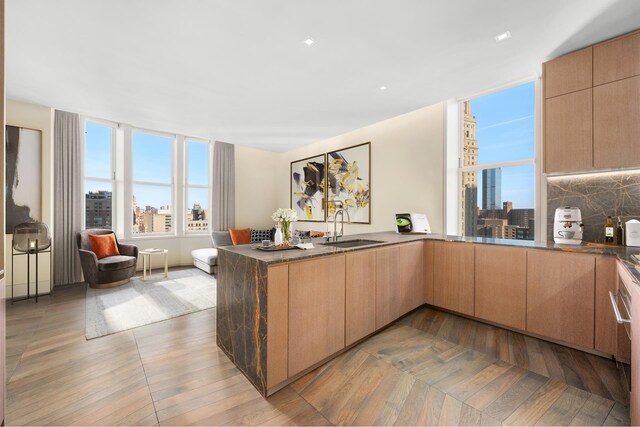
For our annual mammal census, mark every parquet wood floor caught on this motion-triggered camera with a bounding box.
[5,271,630,426]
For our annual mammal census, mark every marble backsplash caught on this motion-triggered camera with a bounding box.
[547,173,640,243]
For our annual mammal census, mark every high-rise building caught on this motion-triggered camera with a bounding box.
[187,203,209,232]
[509,208,534,228]
[85,190,112,229]
[482,168,502,210]
[461,100,478,237]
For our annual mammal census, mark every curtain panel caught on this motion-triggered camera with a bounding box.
[211,141,235,231]
[53,110,83,286]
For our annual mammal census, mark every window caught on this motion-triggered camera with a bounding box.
[132,130,175,235]
[84,121,115,230]
[185,141,210,233]
[460,81,535,240]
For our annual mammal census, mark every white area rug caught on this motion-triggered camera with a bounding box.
[85,268,216,339]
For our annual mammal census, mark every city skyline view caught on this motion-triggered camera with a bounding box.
[472,81,535,209]
[85,123,211,212]
[462,81,535,241]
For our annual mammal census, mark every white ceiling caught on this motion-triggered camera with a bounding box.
[7,0,640,152]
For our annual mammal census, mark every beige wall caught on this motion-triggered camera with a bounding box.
[275,103,446,235]
[2,100,445,291]
[5,99,54,298]
[235,145,280,229]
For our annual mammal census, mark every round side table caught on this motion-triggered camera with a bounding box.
[140,249,168,281]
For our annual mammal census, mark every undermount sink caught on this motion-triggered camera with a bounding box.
[321,239,385,248]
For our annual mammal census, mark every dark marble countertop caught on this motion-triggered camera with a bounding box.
[218,230,640,285]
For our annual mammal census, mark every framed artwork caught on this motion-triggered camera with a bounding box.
[6,125,42,234]
[326,142,371,224]
[290,154,326,222]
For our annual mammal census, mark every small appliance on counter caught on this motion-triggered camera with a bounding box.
[553,207,583,245]
[395,213,431,234]
[626,219,640,247]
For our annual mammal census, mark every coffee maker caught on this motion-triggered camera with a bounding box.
[553,207,583,244]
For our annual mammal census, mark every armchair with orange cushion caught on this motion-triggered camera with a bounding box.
[76,229,138,288]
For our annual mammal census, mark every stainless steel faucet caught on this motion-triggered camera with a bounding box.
[332,202,351,242]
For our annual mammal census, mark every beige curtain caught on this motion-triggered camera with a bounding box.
[211,141,235,230]
[53,110,83,286]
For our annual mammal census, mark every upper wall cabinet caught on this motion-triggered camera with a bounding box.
[593,32,640,85]
[544,89,593,173]
[593,76,640,169]
[543,29,640,174]
[544,47,592,99]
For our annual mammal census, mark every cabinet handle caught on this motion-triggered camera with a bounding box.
[609,291,631,324]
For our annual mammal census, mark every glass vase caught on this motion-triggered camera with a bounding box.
[281,221,291,242]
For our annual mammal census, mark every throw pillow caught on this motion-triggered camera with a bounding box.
[87,234,120,259]
[211,231,233,248]
[310,230,326,237]
[250,229,273,244]
[294,230,311,239]
[229,228,251,245]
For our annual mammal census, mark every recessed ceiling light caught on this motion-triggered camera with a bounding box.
[379,86,387,91]
[303,37,315,46]
[494,31,511,43]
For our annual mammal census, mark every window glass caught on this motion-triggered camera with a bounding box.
[460,81,535,241]
[473,82,535,165]
[132,132,172,183]
[84,121,114,230]
[132,184,173,234]
[132,131,174,235]
[85,180,113,230]
[187,143,209,185]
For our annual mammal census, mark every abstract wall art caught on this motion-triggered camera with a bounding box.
[6,125,42,233]
[290,154,326,222]
[327,142,371,224]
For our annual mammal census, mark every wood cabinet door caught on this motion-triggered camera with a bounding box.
[627,268,640,426]
[526,250,595,349]
[544,47,592,98]
[594,256,617,355]
[593,32,640,85]
[345,249,376,346]
[398,241,425,314]
[433,241,475,316]
[375,246,401,329]
[424,241,435,305]
[475,245,526,330]
[616,261,633,363]
[593,76,640,169]
[544,89,593,173]
[288,255,346,377]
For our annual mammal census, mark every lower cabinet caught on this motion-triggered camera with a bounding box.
[526,250,595,349]
[595,255,618,355]
[345,249,377,346]
[433,241,475,316]
[375,242,424,329]
[618,261,640,425]
[424,241,435,305]
[288,255,346,377]
[475,245,526,330]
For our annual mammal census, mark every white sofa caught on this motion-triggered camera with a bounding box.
[191,231,233,274]
[191,248,218,274]
[192,229,273,274]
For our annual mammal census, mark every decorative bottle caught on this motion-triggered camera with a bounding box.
[274,223,283,245]
[616,216,624,246]
[605,216,614,243]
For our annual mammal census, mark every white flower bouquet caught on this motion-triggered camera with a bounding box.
[271,208,298,241]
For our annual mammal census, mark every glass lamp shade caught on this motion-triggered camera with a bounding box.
[12,222,51,253]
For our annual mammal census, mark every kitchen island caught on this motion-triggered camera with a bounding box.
[216,231,640,397]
